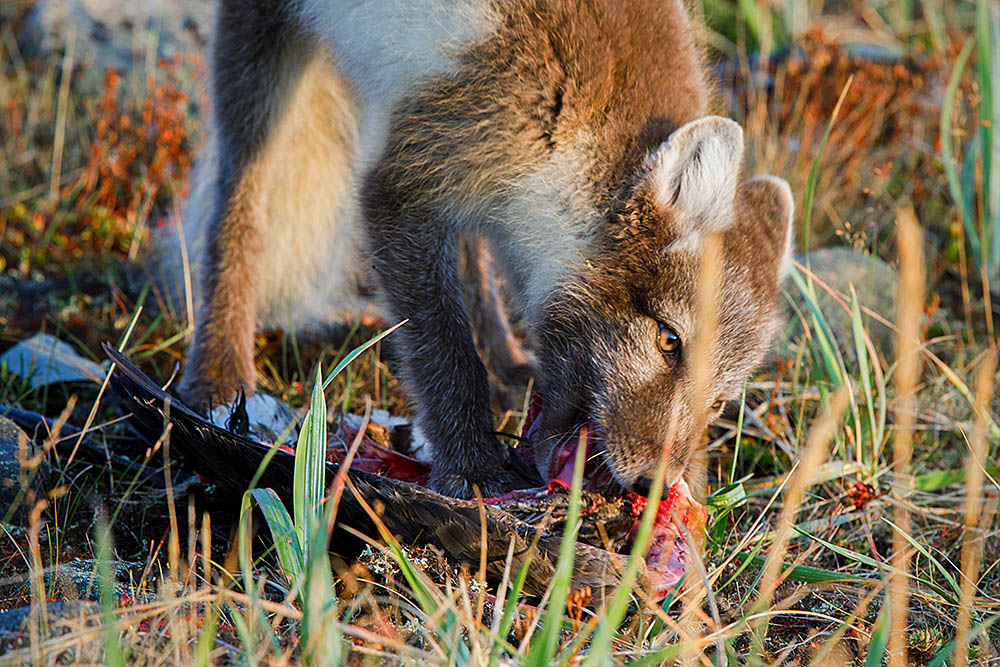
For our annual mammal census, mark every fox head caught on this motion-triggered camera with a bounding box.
[535,116,794,494]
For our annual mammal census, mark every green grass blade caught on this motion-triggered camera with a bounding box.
[249,487,304,585]
[194,601,220,667]
[792,526,955,602]
[729,381,748,485]
[882,517,962,603]
[718,539,767,594]
[940,39,978,261]
[226,602,258,662]
[382,536,471,662]
[528,437,587,667]
[864,592,890,667]
[238,491,257,600]
[706,480,747,514]
[322,321,405,390]
[802,77,853,265]
[301,502,342,666]
[977,0,997,276]
[732,550,866,585]
[488,547,536,667]
[789,267,847,386]
[849,286,880,466]
[294,365,327,550]
[623,644,681,667]
[987,6,1000,275]
[582,446,673,666]
[97,520,125,667]
[736,0,764,45]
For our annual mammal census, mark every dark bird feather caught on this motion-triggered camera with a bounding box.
[102,343,644,601]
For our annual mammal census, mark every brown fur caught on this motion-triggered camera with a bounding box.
[177,0,793,498]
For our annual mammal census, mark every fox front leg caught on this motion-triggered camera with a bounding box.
[362,200,515,498]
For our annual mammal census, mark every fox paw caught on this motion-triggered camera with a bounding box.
[428,468,520,500]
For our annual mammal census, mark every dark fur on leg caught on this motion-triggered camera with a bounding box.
[362,185,516,498]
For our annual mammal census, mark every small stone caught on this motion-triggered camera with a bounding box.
[0,416,48,523]
[774,247,899,368]
[0,333,106,388]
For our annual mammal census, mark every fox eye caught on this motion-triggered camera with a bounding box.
[710,400,724,412]
[656,323,682,358]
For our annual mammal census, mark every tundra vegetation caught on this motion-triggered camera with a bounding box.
[0,0,999,664]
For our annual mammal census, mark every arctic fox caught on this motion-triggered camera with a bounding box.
[174,0,794,499]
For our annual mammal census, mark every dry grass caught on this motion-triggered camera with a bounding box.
[1,0,998,664]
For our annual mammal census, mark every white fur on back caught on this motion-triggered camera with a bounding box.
[298,0,498,171]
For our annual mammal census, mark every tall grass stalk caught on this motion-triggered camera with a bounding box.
[680,232,723,662]
[887,207,924,667]
[98,517,125,667]
[953,351,998,667]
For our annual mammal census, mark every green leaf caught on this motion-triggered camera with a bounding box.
[294,366,327,550]
[706,481,747,513]
[731,550,865,585]
[914,465,1000,491]
[864,592,890,667]
[528,437,587,667]
[249,487,304,584]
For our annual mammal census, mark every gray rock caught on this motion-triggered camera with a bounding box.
[0,416,47,523]
[25,0,213,71]
[0,333,105,388]
[0,599,104,663]
[0,600,100,637]
[0,559,147,607]
[775,247,899,367]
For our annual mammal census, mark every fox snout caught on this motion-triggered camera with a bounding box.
[594,382,715,494]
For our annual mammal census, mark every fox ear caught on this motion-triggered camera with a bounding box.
[736,175,795,280]
[644,116,744,241]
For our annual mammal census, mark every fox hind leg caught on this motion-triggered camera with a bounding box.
[179,0,321,411]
